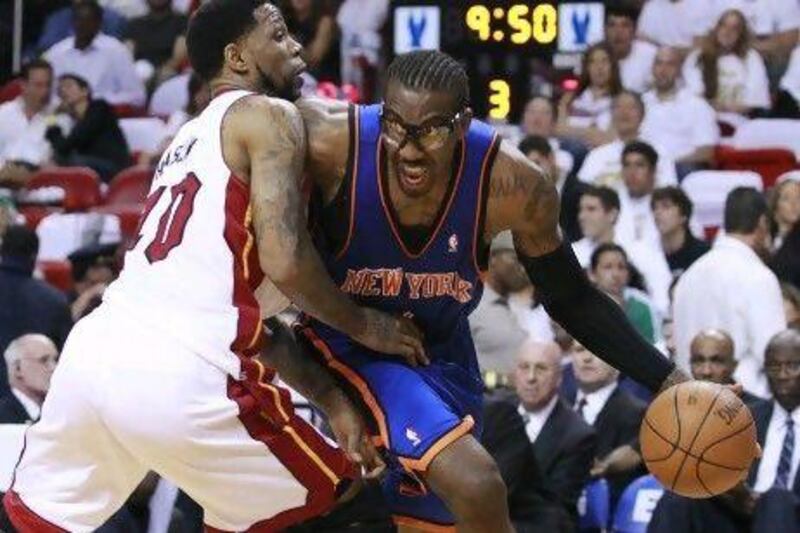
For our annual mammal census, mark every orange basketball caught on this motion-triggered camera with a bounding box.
[640,381,759,498]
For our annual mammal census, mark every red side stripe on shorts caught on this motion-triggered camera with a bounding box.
[3,491,68,533]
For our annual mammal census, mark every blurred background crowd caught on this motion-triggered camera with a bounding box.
[0,0,799,532]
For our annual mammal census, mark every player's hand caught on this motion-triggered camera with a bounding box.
[352,307,429,366]
[320,389,385,480]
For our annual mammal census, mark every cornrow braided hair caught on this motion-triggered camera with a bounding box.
[385,50,470,111]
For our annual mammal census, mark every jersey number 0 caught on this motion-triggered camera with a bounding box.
[131,173,202,263]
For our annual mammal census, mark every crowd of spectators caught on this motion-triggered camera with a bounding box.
[0,0,799,532]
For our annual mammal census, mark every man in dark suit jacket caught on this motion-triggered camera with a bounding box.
[0,333,58,424]
[566,340,647,506]
[481,340,596,533]
[0,226,71,398]
[518,135,587,243]
[648,329,800,533]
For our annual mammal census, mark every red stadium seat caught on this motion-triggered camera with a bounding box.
[92,204,144,240]
[37,260,73,292]
[715,146,798,189]
[0,78,22,103]
[105,165,153,205]
[111,104,147,118]
[22,167,102,211]
[19,206,62,230]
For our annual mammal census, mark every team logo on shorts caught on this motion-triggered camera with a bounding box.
[448,234,458,253]
[405,427,421,447]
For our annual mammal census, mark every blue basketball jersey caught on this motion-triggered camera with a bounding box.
[314,104,499,371]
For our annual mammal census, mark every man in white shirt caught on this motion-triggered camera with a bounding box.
[0,334,58,423]
[605,6,657,93]
[573,185,672,315]
[578,91,677,189]
[649,329,800,533]
[45,1,146,107]
[0,60,61,188]
[674,188,786,398]
[615,141,666,253]
[641,47,719,174]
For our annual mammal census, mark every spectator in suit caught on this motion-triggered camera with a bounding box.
[568,340,647,507]
[675,187,786,398]
[652,186,709,277]
[45,73,131,181]
[0,226,71,398]
[690,329,762,405]
[519,134,586,243]
[649,329,800,533]
[483,340,596,532]
[0,334,58,423]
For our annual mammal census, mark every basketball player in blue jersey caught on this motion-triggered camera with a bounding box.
[294,50,690,532]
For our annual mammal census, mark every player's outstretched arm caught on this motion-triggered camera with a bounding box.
[223,95,425,362]
[486,140,687,392]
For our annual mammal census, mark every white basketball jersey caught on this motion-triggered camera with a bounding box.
[104,90,289,376]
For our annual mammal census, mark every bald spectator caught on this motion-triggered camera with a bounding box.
[0,334,58,423]
[650,329,800,533]
[641,47,719,177]
[0,226,71,398]
[690,329,762,404]
[45,1,146,107]
[652,186,709,277]
[482,341,596,532]
[675,188,786,398]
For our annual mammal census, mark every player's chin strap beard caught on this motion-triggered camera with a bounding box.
[256,65,297,102]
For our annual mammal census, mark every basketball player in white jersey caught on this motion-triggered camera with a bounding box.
[2,2,427,531]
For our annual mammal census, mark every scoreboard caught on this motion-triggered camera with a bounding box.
[389,1,606,122]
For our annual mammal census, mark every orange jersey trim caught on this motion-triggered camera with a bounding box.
[299,327,391,447]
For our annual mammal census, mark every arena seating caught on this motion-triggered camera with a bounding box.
[578,478,611,531]
[682,170,763,238]
[611,475,664,533]
[715,146,798,189]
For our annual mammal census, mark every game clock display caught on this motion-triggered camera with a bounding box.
[390,1,602,122]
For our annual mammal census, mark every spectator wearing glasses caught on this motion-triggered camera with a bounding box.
[652,186,709,277]
[0,334,58,424]
[650,329,800,533]
[682,9,771,119]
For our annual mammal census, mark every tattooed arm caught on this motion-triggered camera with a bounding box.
[485,140,686,392]
[221,95,424,361]
[296,96,351,202]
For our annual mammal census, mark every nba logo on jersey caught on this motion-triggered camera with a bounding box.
[405,427,422,447]
[448,234,459,253]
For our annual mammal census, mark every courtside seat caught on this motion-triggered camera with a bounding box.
[682,170,762,237]
[105,165,153,205]
[21,167,102,211]
[37,260,74,292]
[715,146,798,189]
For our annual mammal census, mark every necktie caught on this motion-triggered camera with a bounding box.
[575,397,588,421]
[774,417,795,489]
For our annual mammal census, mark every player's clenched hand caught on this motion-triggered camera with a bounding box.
[352,308,429,366]
[320,389,385,480]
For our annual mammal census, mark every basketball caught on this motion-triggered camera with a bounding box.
[640,381,759,499]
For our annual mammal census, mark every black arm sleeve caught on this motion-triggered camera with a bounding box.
[519,243,674,392]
